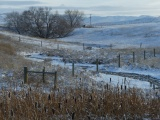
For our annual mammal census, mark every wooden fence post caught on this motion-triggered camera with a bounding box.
[57,44,59,50]
[42,67,45,83]
[118,54,120,67]
[54,71,57,89]
[41,41,42,47]
[140,43,142,48]
[133,52,135,63]
[19,36,21,42]
[153,84,155,90]
[72,62,74,77]
[24,67,28,84]
[96,59,99,72]
[83,43,85,50]
[154,48,156,57]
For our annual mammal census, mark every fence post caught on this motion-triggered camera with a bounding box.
[41,41,42,47]
[140,43,142,48]
[57,44,59,50]
[42,67,45,83]
[24,67,28,84]
[153,84,155,90]
[96,59,99,72]
[54,71,57,89]
[154,48,156,57]
[144,50,146,60]
[19,36,21,42]
[133,52,135,63]
[118,54,120,67]
[72,62,74,77]
[83,43,85,50]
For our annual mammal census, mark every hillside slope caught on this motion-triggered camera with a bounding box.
[60,22,160,48]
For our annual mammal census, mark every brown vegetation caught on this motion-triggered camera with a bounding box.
[0,42,15,55]
[0,87,159,120]
[0,34,41,70]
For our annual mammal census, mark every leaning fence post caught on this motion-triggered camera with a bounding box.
[96,59,99,72]
[42,67,45,83]
[54,71,57,89]
[24,67,28,84]
[72,62,74,77]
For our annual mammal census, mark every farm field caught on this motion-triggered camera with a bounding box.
[0,21,160,119]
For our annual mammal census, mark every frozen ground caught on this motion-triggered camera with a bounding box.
[24,53,160,79]
[20,52,159,90]
[0,21,160,90]
[60,23,160,49]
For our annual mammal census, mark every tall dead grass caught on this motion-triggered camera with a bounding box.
[0,87,159,120]
[0,42,15,55]
[0,34,40,70]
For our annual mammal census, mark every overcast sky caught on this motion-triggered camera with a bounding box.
[0,0,160,16]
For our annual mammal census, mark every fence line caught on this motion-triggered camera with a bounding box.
[24,67,57,89]
[71,48,158,75]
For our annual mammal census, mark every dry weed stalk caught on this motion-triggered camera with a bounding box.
[0,86,159,119]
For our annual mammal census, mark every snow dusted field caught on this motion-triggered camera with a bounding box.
[1,21,160,90]
[60,23,160,49]
[1,17,160,119]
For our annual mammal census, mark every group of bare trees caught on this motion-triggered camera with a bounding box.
[5,7,84,38]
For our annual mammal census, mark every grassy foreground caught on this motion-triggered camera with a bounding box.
[0,87,160,120]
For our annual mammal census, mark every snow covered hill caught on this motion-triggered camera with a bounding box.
[84,15,160,26]
[84,16,138,24]
[61,22,160,48]
[1,14,160,49]
[61,15,160,49]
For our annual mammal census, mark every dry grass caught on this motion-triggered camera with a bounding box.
[0,87,159,120]
[0,42,15,55]
[0,34,42,70]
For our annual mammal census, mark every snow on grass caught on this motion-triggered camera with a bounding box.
[1,21,160,90]
[106,65,160,79]
[60,23,160,48]
[0,31,86,51]
[23,53,159,90]
[91,73,152,89]
[24,53,160,80]
[1,22,160,50]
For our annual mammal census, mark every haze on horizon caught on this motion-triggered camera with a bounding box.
[0,0,160,17]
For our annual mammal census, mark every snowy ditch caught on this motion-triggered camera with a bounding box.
[23,52,160,90]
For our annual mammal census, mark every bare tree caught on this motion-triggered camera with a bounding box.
[5,8,84,38]
[64,10,84,28]
[5,12,22,34]
[21,7,71,38]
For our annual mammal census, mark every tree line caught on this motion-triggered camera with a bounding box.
[5,7,84,38]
